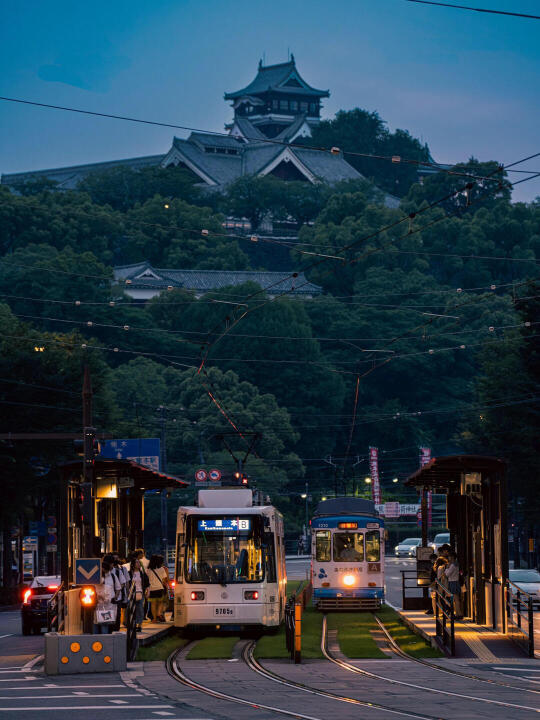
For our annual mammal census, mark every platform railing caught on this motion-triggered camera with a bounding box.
[125,581,138,662]
[506,579,535,658]
[434,580,455,656]
[47,583,65,634]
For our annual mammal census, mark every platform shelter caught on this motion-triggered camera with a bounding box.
[406,455,508,633]
[59,457,188,587]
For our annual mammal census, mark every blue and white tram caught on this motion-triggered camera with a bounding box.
[173,487,286,630]
[311,498,385,610]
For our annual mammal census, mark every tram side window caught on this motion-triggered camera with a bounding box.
[334,533,364,562]
[365,530,380,562]
[264,533,277,583]
[315,530,331,561]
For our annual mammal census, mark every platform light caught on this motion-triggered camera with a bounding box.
[343,574,356,587]
[79,586,97,607]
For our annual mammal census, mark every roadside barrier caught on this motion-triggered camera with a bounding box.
[47,583,65,633]
[125,581,138,661]
[285,596,302,663]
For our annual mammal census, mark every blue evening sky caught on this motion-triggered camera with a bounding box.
[1,0,539,201]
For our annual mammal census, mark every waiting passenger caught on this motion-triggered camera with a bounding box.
[444,551,463,619]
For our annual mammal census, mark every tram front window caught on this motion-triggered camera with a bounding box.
[365,530,380,562]
[333,533,364,562]
[185,516,264,584]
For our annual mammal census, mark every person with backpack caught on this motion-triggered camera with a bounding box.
[128,557,150,632]
[147,554,169,622]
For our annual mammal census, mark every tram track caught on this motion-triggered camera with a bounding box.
[372,613,540,694]
[321,615,540,714]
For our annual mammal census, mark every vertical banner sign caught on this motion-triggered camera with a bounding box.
[419,447,432,527]
[369,447,381,504]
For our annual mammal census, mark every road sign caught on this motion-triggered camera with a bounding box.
[75,558,102,585]
[195,469,208,483]
[23,536,38,550]
[208,468,222,482]
[100,438,161,471]
[47,533,57,545]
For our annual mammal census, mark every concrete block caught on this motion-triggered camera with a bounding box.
[45,631,126,674]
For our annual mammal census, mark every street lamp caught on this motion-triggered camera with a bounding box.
[393,477,399,483]
[364,476,372,484]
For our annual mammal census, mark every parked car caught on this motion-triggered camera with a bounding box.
[509,569,540,608]
[395,538,422,557]
[21,575,61,635]
[430,532,450,553]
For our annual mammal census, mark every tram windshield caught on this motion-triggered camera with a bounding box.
[185,516,264,584]
[333,533,364,562]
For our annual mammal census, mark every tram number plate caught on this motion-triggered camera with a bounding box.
[214,607,235,617]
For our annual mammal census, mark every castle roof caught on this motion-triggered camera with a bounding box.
[225,58,329,100]
[114,262,322,296]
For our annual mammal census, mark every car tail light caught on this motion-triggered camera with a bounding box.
[244,591,259,600]
[23,589,32,604]
[191,591,204,601]
[47,585,59,591]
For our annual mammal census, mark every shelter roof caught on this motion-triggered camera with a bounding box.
[61,457,188,490]
[225,58,329,100]
[405,455,506,492]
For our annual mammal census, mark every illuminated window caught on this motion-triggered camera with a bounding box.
[315,530,331,562]
[365,530,380,562]
[334,533,364,562]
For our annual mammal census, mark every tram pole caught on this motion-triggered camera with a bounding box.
[81,365,96,559]
[159,405,168,561]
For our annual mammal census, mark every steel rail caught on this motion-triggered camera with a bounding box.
[321,616,540,714]
[373,614,540,694]
[166,645,323,720]
[243,640,443,720]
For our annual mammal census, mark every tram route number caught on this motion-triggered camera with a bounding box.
[214,607,235,617]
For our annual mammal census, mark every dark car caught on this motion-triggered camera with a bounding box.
[21,575,61,635]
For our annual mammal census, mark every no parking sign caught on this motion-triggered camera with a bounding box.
[208,468,221,483]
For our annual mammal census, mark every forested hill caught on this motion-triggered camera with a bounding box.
[0,106,539,537]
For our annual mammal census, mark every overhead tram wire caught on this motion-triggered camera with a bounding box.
[402,0,540,20]
[195,154,540,375]
[0,95,521,183]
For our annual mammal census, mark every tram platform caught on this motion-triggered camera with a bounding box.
[392,605,528,661]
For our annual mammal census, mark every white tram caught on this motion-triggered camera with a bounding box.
[311,497,385,610]
[173,487,286,630]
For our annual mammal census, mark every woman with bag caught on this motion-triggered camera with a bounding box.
[94,558,118,633]
[128,557,149,632]
[147,554,168,622]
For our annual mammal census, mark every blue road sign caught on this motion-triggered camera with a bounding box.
[75,558,102,585]
[100,438,161,471]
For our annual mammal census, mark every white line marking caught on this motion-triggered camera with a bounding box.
[22,655,44,670]
[0,635,13,640]
[0,706,175,711]
[0,694,141,700]
[152,713,175,717]
[3,685,126,691]
[495,667,540,672]
[110,700,129,704]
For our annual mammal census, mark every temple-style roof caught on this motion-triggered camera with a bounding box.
[114,262,322,297]
[225,57,329,100]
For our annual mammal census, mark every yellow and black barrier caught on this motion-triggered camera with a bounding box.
[44,632,126,674]
[285,596,302,663]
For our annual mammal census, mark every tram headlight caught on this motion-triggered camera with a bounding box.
[343,574,356,587]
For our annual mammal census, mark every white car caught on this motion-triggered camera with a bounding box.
[395,538,422,558]
[509,569,540,608]
[430,532,450,553]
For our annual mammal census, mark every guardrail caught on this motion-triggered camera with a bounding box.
[125,581,138,662]
[434,580,455,656]
[47,583,65,633]
[506,579,535,658]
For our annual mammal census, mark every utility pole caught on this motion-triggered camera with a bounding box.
[158,406,168,561]
[81,365,96,558]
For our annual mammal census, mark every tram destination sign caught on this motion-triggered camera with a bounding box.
[198,518,251,532]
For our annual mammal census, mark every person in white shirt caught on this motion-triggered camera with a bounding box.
[147,554,169,622]
[444,551,462,618]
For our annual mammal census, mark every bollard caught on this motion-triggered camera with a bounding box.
[79,586,97,634]
[294,601,302,664]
